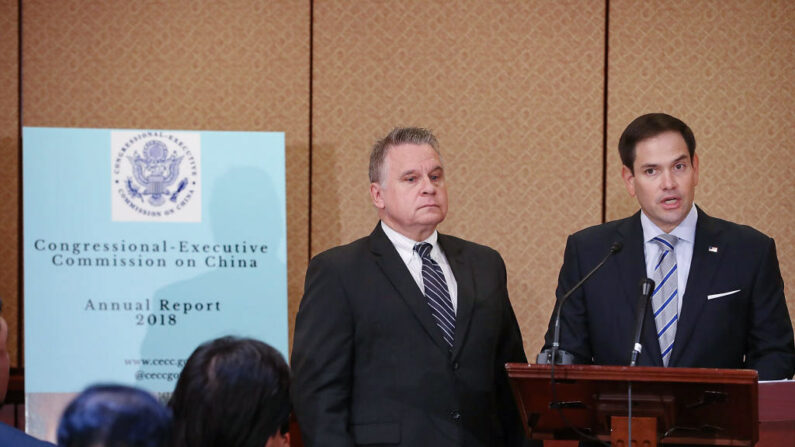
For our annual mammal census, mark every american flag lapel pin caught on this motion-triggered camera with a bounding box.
[708,246,718,253]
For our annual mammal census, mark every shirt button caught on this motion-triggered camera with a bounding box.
[450,410,461,422]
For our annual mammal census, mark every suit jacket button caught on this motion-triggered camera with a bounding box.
[452,361,459,370]
[450,410,461,421]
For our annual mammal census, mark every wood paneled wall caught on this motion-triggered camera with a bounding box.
[0,0,792,366]
[0,0,20,365]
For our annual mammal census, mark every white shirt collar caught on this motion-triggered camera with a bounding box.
[640,204,698,243]
[380,221,438,263]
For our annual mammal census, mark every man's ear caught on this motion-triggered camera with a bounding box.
[263,431,290,447]
[0,316,9,403]
[370,183,385,209]
[621,165,636,197]
[692,153,699,187]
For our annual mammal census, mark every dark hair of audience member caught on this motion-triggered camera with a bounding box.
[169,336,291,447]
[57,384,172,447]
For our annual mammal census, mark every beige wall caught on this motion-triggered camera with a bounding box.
[1,0,792,365]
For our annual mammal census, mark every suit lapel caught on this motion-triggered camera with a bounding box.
[438,234,475,360]
[368,224,450,353]
[669,208,724,366]
[616,213,664,366]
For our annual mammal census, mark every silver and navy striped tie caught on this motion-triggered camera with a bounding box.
[414,242,456,347]
[651,234,679,366]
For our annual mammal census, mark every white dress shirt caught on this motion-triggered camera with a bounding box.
[640,204,698,313]
[381,221,458,313]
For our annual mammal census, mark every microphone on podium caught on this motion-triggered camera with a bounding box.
[629,278,655,366]
[537,241,623,365]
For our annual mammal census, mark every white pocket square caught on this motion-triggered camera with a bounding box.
[707,289,741,300]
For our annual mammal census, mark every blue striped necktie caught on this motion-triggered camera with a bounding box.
[414,242,456,347]
[651,234,679,366]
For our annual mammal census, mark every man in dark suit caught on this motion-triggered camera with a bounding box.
[292,127,528,446]
[0,314,55,446]
[542,113,795,379]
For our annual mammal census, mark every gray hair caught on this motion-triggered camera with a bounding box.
[369,127,441,184]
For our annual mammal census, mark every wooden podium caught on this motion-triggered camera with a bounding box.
[758,381,795,446]
[506,363,758,446]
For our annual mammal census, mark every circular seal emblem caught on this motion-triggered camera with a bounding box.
[111,131,201,222]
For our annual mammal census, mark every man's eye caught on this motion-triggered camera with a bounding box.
[644,168,655,175]
[405,176,416,182]
[674,163,686,170]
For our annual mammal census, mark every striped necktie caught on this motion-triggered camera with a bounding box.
[651,234,679,366]
[414,242,455,347]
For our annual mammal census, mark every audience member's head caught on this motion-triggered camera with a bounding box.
[169,336,291,447]
[57,384,171,447]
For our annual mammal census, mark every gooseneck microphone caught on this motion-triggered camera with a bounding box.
[538,241,623,365]
[629,278,655,367]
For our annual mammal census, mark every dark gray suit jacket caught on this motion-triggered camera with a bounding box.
[292,223,528,446]
[0,423,54,447]
[543,208,795,379]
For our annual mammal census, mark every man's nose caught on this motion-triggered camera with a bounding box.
[661,170,676,189]
[420,176,436,194]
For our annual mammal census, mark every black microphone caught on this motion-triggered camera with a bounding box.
[629,278,655,367]
[537,241,623,365]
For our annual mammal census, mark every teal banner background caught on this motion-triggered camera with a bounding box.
[23,127,287,393]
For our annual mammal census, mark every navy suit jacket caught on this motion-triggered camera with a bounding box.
[543,208,795,379]
[292,223,528,446]
[0,423,54,447]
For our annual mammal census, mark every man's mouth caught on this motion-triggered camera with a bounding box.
[660,196,680,208]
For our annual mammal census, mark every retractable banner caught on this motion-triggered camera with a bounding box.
[23,127,287,439]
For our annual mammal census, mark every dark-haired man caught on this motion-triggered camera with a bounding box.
[292,127,528,446]
[541,113,795,379]
[58,384,172,447]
